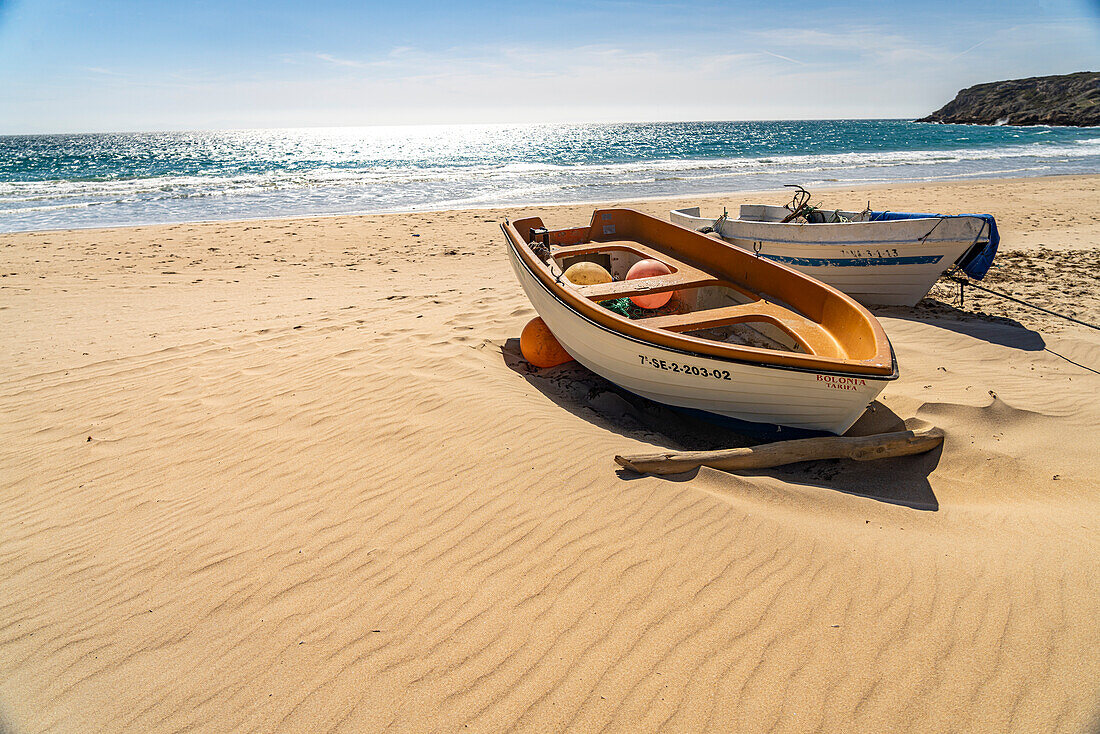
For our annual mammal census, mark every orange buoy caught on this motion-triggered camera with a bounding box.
[626,259,674,309]
[563,261,612,285]
[520,317,573,368]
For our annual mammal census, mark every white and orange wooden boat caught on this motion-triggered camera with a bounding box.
[502,209,898,435]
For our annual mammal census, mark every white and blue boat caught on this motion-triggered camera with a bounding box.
[670,200,998,307]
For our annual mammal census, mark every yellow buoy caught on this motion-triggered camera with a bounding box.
[520,317,573,368]
[563,261,612,285]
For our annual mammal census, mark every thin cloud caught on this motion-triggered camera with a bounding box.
[757,50,805,66]
[748,26,952,65]
[85,66,127,76]
[948,37,989,62]
[314,53,368,68]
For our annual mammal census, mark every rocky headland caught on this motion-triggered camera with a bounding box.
[918,71,1099,126]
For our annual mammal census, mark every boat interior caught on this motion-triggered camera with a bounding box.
[738,204,877,223]
[545,240,841,356]
[675,204,879,225]
[507,209,894,375]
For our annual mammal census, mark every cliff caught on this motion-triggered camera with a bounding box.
[917,72,1100,127]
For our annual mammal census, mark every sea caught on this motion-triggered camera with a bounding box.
[2,120,1098,232]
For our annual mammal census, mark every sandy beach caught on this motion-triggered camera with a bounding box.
[1,174,1098,732]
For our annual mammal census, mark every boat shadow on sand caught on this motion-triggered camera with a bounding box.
[875,298,1046,352]
[501,339,940,511]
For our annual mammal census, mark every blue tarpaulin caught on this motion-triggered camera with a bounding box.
[868,211,999,280]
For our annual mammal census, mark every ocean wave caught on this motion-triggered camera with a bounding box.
[4,137,1098,205]
[2,200,100,214]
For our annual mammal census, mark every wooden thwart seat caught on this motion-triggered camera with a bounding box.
[637,301,842,357]
[572,275,721,301]
[551,240,693,268]
[550,240,726,301]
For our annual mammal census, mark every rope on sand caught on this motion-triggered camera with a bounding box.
[947,273,1100,331]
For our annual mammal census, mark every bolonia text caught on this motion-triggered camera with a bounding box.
[816,374,868,390]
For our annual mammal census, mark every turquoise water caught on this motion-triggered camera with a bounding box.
[1,120,1097,231]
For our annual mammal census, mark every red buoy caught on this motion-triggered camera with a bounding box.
[626,259,674,309]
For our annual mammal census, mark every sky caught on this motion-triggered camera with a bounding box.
[0,0,1098,134]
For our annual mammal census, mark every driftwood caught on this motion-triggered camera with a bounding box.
[615,426,944,476]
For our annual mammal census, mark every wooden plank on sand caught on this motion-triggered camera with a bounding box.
[615,427,944,475]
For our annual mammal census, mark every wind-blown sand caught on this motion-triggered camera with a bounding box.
[1,175,1098,733]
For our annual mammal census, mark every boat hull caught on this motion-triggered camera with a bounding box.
[508,242,891,435]
[670,209,987,306]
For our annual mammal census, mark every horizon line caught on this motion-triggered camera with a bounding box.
[0,116,927,137]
